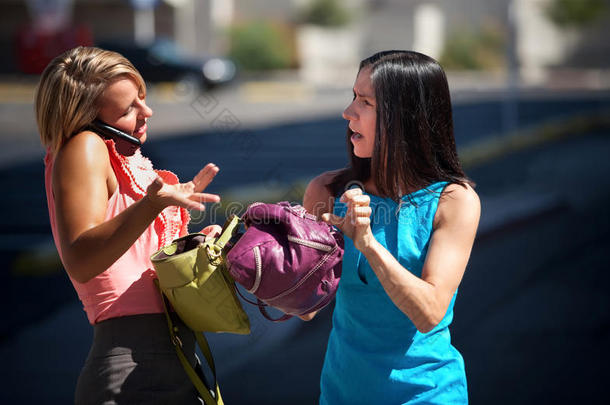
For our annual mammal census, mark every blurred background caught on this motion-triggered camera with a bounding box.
[1,0,609,403]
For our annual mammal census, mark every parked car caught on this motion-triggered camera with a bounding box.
[97,39,236,91]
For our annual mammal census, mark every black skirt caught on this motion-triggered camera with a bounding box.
[75,313,204,405]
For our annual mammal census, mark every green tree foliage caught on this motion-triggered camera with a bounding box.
[298,0,351,27]
[546,0,607,28]
[228,21,292,71]
[440,25,506,71]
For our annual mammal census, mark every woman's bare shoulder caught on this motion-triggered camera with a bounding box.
[303,170,342,217]
[437,182,480,226]
[53,131,111,185]
[309,170,342,189]
[443,182,479,204]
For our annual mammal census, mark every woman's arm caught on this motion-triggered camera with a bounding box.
[323,184,480,333]
[298,171,338,321]
[53,131,220,283]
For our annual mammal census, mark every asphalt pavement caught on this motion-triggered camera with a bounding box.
[1,79,609,404]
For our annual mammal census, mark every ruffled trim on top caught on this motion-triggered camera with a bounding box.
[104,140,190,248]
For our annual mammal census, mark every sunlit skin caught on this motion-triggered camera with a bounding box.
[343,66,377,159]
[96,77,152,144]
[52,76,221,283]
[301,72,481,331]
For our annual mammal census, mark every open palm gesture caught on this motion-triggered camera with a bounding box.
[146,163,221,211]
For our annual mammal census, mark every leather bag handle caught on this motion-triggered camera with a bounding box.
[234,285,293,322]
[256,299,293,322]
[215,215,240,249]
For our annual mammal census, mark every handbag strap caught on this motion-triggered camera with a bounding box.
[257,299,293,322]
[234,285,292,322]
[205,215,241,267]
[154,279,223,405]
[215,214,240,249]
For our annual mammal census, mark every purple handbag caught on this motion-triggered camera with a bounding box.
[226,202,343,321]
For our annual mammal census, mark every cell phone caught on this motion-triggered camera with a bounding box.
[88,120,141,156]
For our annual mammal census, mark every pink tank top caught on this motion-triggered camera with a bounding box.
[44,140,190,324]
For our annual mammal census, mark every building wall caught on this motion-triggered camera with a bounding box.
[362,0,416,57]
[360,0,510,60]
[361,0,610,79]
[232,0,297,22]
[1,0,609,77]
[440,0,508,29]
[556,3,610,68]
[72,0,175,43]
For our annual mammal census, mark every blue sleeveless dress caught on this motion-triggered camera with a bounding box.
[320,182,468,404]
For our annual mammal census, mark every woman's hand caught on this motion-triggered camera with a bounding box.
[321,188,374,252]
[201,224,222,241]
[145,163,221,211]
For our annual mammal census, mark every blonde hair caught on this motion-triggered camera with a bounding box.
[35,46,146,156]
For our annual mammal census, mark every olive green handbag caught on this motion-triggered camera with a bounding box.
[154,280,224,405]
[151,215,249,404]
[150,214,250,334]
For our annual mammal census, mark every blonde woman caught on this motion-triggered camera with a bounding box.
[37,46,220,404]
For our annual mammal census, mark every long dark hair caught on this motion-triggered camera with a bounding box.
[329,50,472,200]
